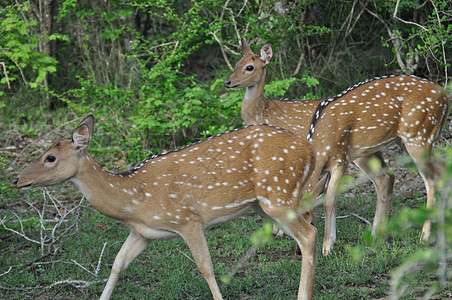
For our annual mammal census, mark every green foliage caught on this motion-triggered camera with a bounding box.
[374,0,451,75]
[219,0,329,48]
[264,77,299,97]
[250,222,275,247]
[44,0,323,161]
[355,148,452,298]
[0,2,63,88]
[134,69,240,138]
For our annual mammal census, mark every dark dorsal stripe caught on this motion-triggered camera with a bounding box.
[306,75,397,141]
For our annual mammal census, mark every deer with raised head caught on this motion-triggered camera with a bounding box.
[224,39,450,256]
[15,115,328,300]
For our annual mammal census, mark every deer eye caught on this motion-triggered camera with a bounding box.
[246,65,254,71]
[46,155,56,163]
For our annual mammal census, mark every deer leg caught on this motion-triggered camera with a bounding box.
[284,219,317,300]
[258,204,317,300]
[100,229,150,300]
[354,153,394,235]
[272,224,285,236]
[322,164,346,256]
[179,223,223,300]
[404,146,436,242]
[294,211,316,259]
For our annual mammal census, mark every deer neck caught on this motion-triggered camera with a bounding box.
[70,152,136,220]
[241,70,267,125]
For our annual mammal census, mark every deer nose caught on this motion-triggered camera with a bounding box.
[13,178,18,188]
[224,79,231,87]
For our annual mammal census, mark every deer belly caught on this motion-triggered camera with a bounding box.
[350,136,399,158]
[204,200,256,229]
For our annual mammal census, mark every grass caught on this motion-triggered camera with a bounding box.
[1,171,450,300]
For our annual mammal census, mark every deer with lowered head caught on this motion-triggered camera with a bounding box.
[224,39,450,256]
[15,115,328,300]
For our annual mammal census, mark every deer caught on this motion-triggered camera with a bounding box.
[15,115,329,300]
[224,39,450,256]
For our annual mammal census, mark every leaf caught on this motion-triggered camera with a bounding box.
[49,33,70,42]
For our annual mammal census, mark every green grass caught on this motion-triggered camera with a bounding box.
[1,176,450,300]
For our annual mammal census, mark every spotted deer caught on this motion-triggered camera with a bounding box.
[15,115,329,300]
[224,39,450,256]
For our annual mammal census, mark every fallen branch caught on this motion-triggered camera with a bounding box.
[47,279,106,289]
[222,247,256,283]
[17,251,55,270]
[332,214,372,226]
[0,267,12,278]
[176,248,195,265]
[0,284,33,292]
[71,242,107,277]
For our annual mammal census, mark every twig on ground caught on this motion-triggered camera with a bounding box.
[0,212,41,244]
[345,213,372,226]
[17,251,55,270]
[95,242,108,275]
[0,284,33,292]
[47,279,106,289]
[71,259,98,277]
[0,267,12,278]
[176,248,196,265]
[1,189,84,283]
[71,241,107,277]
[223,247,256,282]
[321,213,372,226]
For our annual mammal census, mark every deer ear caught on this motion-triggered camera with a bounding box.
[241,38,253,56]
[72,115,94,149]
[260,44,273,65]
[78,115,95,137]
